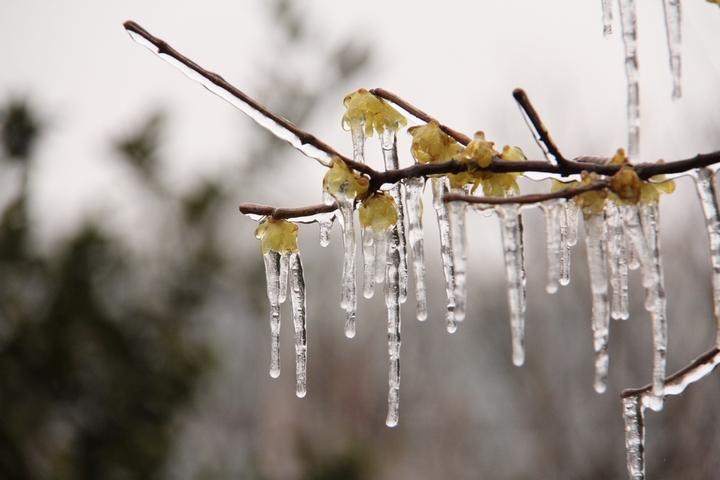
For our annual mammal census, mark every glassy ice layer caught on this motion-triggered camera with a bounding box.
[498,204,527,366]
[432,177,457,332]
[289,252,307,398]
[404,177,428,320]
[263,250,282,378]
[585,213,610,393]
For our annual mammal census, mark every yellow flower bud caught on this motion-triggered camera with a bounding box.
[574,172,608,219]
[454,131,497,168]
[610,166,642,204]
[359,192,398,231]
[342,88,407,136]
[408,121,461,164]
[255,217,299,254]
[322,157,369,200]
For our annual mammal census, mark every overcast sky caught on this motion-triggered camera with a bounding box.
[1,0,719,245]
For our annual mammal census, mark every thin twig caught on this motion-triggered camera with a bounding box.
[239,202,338,220]
[443,180,609,206]
[513,88,571,167]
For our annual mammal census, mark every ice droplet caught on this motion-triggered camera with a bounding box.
[263,250,282,378]
[432,177,457,332]
[623,395,646,480]
[662,0,682,100]
[498,204,527,366]
[693,168,720,346]
[289,252,308,398]
[619,0,640,161]
[404,177,428,321]
[584,213,610,393]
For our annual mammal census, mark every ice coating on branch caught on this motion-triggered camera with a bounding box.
[381,129,408,304]
[449,199,468,321]
[623,395,646,480]
[584,213,610,393]
[662,0,682,100]
[640,202,667,411]
[693,168,720,345]
[618,0,640,161]
[289,252,307,398]
[542,199,563,294]
[404,177,428,321]
[433,177,457,332]
[606,202,630,320]
[602,0,613,37]
[498,204,527,366]
[263,250,282,378]
[385,222,402,427]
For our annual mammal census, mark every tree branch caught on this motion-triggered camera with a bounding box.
[239,202,338,221]
[443,180,609,206]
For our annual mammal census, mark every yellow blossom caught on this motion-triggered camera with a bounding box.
[322,157,369,200]
[408,121,461,164]
[342,88,407,137]
[609,148,628,165]
[609,166,642,204]
[476,145,526,197]
[640,174,676,204]
[359,192,398,231]
[255,217,299,254]
[573,172,609,219]
[708,0,720,7]
[454,131,497,168]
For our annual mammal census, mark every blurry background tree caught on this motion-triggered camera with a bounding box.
[1,1,720,479]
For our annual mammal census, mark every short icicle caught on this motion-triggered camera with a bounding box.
[385,224,402,427]
[432,177,457,332]
[498,204,527,366]
[640,202,667,412]
[618,0,640,161]
[404,177,428,320]
[584,213,611,393]
[623,395,646,480]
[542,199,563,294]
[662,0,682,100]
[449,199,468,322]
[263,250,282,378]
[693,167,720,346]
[601,0,613,37]
[559,198,572,286]
[623,205,653,289]
[289,251,308,398]
[606,202,630,320]
[381,129,408,304]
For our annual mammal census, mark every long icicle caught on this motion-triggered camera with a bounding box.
[404,177,428,320]
[618,0,640,161]
[432,177,457,332]
[542,199,563,294]
[263,250,282,378]
[498,204,527,366]
[449,198,468,322]
[640,202,667,412]
[623,395,646,480]
[694,168,720,346]
[381,129,408,304]
[362,226,376,298]
[289,251,308,398]
[606,202,630,320]
[385,222,402,427]
[585,213,611,393]
[662,0,682,100]
[559,198,572,286]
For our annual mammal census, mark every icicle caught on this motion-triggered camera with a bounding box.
[618,0,640,161]
[559,199,571,286]
[662,0,682,100]
[263,250,282,378]
[449,199,468,322]
[385,223,402,427]
[695,168,720,346]
[640,202,667,411]
[432,177,457,332]
[374,229,388,284]
[278,253,289,304]
[289,251,307,398]
[623,395,646,480]
[584,213,610,393]
[350,122,366,165]
[602,0,613,37]
[606,203,630,320]
[362,226,376,299]
[337,194,358,339]
[404,177,428,320]
[381,129,408,304]
[542,199,563,294]
[566,200,580,247]
[498,204,527,366]
[623,205,653,288]
[319,216,332,247]
[627,235,641,270]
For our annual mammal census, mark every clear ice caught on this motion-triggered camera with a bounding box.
[278,253,289,304]
[693,168,720,346]
[618,0,640,161]
[263,250,283,378]
[381,129,409,304]
[566,200,580,247]
[432,177,457,332]
[559,199,572,286]
[602,0,613,37]
[584,213,610,393]
[289,252,308,398]
[498,204,527,366]
[542,199,563,294]
[623,395,646,480]
[318,214,333,247]
[640,202,667,411]
[662,0,682,100]
[385,222,402,427]
[404,177,428,321]
[362,226,376,299]
[337,193,358,339]
[449,199,468,322]
[606,202,630,320]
